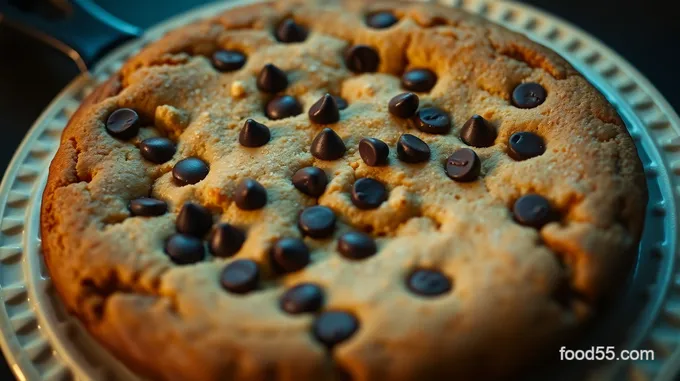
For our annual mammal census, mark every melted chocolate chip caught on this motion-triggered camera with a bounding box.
[359,138,389,166]
[407,269,451,297]
[129,197,167,217]
[508,132,545,161]
[513,194,553,228]
[337,232,377,260]
[397,134,430,163]
[257,64,288,93]
[106,108,140,140]
[140,137,176,164]
[401,69,437,92]
[412,107,451,134]
[234,179,267,210]
[445,148,481,182]
[239,119,271,147]
[460,115,497,148]
[176,202,212,237]
[165,234,205,265]
[276,18,308,43]
[211,50,246,72]
[298,206,336,238]
[351,178,387,210]
[173,157,209,185]
[270,238,310,273]
[388,92,419,119]
[311,128,346,160]
[280,283,324,314]
[344,45,380,73]
[312,311,359,348]
[265,95,303,120]
[210,223,246,258]
[221,259,259,294]
[309,94,340,124]
[292,167,328,197]
[512,83,547,109]
[366,11,398,29]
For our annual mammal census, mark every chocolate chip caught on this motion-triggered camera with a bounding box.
[176,202,212,237]
[270,238,310,273]
[276,18,308,43]
[337,232,377,260]
[234,179,267,210]
[280,283,324,314]
[407,269,451,297]
[265,95,303,120]
[312,311,359,348]
[366,11,398,29]
[412,107,451,134]
[140,137,176,164]
[402,69,437,92]
[460,115,497,148]
[239,119,271,147]
[359,138,389,166]
[221,259,259,294]
[292,167,328,197]
[129,197,167,217]
[173,157,209,185]
[333,96,349,110]
[311,128,346,160]
[165,234,205,265]
[210,223,246,258]
[445,148,481,182]
[388,92,419,119]
[508,132,545,160]
[344,45,380,73]
[257,64,288,93]
[298,206,336,238]
[211,50,246,72]
[512,82,547,109]
[513,194,553,228]
[397,134,430,163]
[106,108,140,140]
[351,178,387,210]
[309,94,340,124]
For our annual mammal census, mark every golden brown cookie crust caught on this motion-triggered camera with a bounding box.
[41,1,647,380]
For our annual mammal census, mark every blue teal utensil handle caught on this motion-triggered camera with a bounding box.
[0,0,142,70]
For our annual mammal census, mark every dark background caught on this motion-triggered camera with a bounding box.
[0,1,678,380]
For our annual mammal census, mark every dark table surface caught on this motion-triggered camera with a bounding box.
[1,1,678,380]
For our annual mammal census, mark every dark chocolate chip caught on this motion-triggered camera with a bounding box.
[129,197,167,217]
[221,259,259,294]
[460,115,497,148]
[239,119,271,147]
[165,234,205,265]
[234,179,267,210]
[276,18,308,43]
[211,50,246,72]
[210,223,246,258]
[445,148,481,182]
[337,232,377,260]
[106,108,140,140]
[344,45,380,73]
[257,63,288,93]
[412,107,451,134]
[311,128,346,160]
[312,311,359,348]
[512,82,547,109]
[292,167,328,197]
[280,283,324,314]
[309,94,340,124]
[172,157,209,185]
[366,11,398,29]
[270,238,310,273]
[359,138,389,166]
[401,69,437,92]
[333,96,349,110]
[513,194,553,228]
[407,269,451,297]
[176,202,212,237]
[508,132,545,160]
[388,92,419,119]
[265,95,303,120]
[140,137,176,164]
[298,206,336,238]
[397,134,430,163]
[351,178,387,210]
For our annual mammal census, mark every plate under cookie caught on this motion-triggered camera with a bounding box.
[0,1,678,380]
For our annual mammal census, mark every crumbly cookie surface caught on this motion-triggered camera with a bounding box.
[40,1,647,380]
